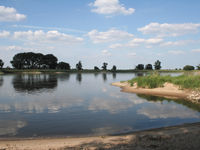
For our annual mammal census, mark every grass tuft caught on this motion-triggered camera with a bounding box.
[128,74,200,90]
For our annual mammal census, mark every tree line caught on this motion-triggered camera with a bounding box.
[0,52,200,71]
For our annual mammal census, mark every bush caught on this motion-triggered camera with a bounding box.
[183,65,195,71]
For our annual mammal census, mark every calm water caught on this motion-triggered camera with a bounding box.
[0,73,200,137]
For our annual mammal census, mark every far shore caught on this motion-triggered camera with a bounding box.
[0,122,200,150]
[112,82,200,104]
[0,68,187,74]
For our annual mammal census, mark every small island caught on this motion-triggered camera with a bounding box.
[112,74,200,104]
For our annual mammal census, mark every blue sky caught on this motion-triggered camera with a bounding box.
[0,0,200,69]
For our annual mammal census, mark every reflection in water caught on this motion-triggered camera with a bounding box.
[112,73,116,79]
[76,73,82,83]
[137,103,199,119]
[0,119,26,136]
[135,72,145,77]
[12,74,57,93]
[137,94,200,112]
[0,76,3,87]
[0,73,199,137]
[102,73,107,82]
[57,73,70,81]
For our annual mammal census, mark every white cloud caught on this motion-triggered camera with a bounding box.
[127,38,163,47]
[2,45,35,52]
[0,5,26,22]
[191,49,200,53]
[138,22,200,37]
[109,43,123,49]
[138,103,199,119]
[0,30,10,38]
[13,30,84,44]
[160,40,190,47]
[88,29,133,43]
[168,50,185,55]
[89,0,135,16]
[101,49,111,56]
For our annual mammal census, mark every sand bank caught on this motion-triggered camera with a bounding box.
[0,122,200,150]
[112,82,200,104]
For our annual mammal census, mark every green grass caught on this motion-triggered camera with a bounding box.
[128,74,200,90]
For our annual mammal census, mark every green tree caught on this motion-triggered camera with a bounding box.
[57,62,70,70]
[154,60,161,70]
[0,59,4,69]
[183,65,195,70]
[10,52,58,69]
[94,66,100,71]
[135,64,144,70]
[42,54,58,69]
[145,64,153,70]
[76,61,83,70]
[111,65,117,71]
[102,62,108,71]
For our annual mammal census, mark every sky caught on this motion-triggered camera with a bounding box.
[0,0,200,69]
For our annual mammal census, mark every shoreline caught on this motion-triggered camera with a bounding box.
[0,122,200,150]
[112,82,200,104]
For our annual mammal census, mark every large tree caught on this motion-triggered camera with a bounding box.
[145,64,153,70]
[0,59,4,69]
[135,64,144,70]
[42,54,58,69]
[102,62,108,71]
[57,62,70,70]
[183,65,195,70]
[154,60,161,70]
[111,65,117,71]
[76,61,83,70]
[10,52,58,69]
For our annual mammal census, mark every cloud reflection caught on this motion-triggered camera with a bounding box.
[137,103,200,119]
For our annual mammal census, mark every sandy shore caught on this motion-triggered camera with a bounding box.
[112,82,200,104]
[0,122,200,150]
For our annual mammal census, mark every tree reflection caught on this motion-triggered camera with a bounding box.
[137,94,200,112]
[57,73,70,81]
[102,73,107,82]
[112,73,116,79]
[0,76,3,87]
[12,74,57,93]
[76,73,82,83]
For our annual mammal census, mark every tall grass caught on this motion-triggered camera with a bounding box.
[128,74,200,89]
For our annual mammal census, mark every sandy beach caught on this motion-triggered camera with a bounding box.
[0,122,199,150]
[112,82,200,104]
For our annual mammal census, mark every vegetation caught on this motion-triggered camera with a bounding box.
[94,66,100,71]
[102,62,108,71]
[183,65,195,71]
[135,64,144,70]
[128,74,200,90]
[154,60,161,70]
[10,52,58,69]
[0,59,4,69]
[111,65,117,72]
[76,61,83,70]
[57,62,70,70]
[145,64,153,70]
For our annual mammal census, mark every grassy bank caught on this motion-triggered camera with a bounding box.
[128,74,200,90]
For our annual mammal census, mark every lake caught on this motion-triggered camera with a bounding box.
[0,73,200,138]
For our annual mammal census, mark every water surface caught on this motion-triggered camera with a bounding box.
[0,73,199,137]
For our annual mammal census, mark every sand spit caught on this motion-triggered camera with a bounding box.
[0,123,200,150]
[112,82,200,104]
